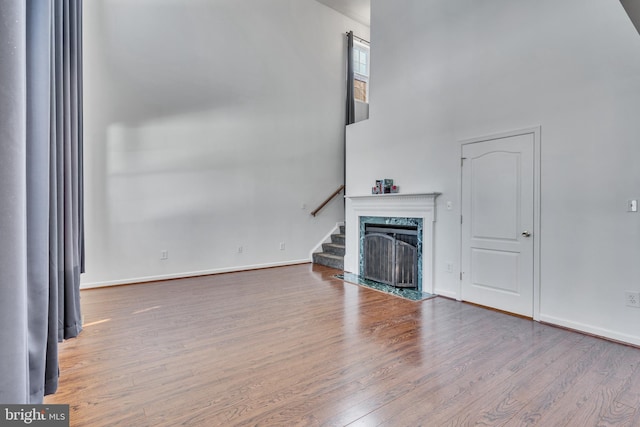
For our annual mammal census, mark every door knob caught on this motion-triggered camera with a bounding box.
[521,231,531,237]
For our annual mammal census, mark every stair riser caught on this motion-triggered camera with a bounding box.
[331,234,345,245]
[312,253,344,270]
[322,243,345,257]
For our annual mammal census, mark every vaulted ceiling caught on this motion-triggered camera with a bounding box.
[316,1,639,35]
[314,0,370,27]
[621,0,640,35]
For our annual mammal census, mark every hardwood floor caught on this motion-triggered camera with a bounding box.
[44,264,640,426]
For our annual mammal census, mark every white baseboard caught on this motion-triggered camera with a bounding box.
[80,259,311,289]
[539,313,640,347]
[434,288,458,300]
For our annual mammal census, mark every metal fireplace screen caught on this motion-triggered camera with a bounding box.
[363,225,418,288]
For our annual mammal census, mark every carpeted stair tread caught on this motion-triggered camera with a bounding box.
[322,242,345,257]
[313,226,346,270]
[312,252,344,270]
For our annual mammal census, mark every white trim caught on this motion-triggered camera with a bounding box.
[353,41,369,101]
[435,289,458,300]
[458,126,542,320]
[539,313,640,347]
[353,41,370,76]
[309,221,344,259]
[346,192,441,199]
[344,193,440,294]
[80,259,311,289]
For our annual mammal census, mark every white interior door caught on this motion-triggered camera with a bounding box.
[461,132,535,317]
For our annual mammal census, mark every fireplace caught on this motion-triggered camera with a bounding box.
[345,193,440,294]
[362,221,420,289]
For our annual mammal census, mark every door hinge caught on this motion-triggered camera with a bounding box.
[460,272,463,280]
[461,215,463,224]
[461,157,467,167]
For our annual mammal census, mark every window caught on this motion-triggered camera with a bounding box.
[353,41,369,103]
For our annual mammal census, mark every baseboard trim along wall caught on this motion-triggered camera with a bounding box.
[539,313,640,347]
[434,289,458,300]
[80,259,312,289]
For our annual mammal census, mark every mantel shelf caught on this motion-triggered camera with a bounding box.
[345,192,442,199]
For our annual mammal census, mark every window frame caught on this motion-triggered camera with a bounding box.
[353,40,370,103]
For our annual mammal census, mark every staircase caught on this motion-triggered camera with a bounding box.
[312,225,345,270]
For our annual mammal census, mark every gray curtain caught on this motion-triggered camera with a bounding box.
[344,31,356,195]
[346,31,355,126]
[0,0,84,404]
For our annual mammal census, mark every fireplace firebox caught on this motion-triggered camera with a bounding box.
[363,223,419,289]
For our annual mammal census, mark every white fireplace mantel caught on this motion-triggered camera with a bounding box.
[344,192,441,293]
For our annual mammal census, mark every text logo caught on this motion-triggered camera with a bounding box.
[0,405,69,427]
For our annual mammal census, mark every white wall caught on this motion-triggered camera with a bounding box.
[82,0,369,287]
[347,0,640,344]
[355,100,369,122]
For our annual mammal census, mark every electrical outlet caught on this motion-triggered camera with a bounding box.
[160,250,169,260]
[625,291,640,308]
[238,246,243,254]
[446,263,454,273]
[279,242,285,251]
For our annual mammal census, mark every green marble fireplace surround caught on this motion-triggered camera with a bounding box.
[359,216,423,290]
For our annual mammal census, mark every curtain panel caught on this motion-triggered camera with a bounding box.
[346,31,355,126]
[0,0,84,404]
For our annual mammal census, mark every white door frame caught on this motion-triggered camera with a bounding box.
[458,126,541,321]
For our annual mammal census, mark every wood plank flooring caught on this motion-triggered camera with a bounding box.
[44,264,640,426]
